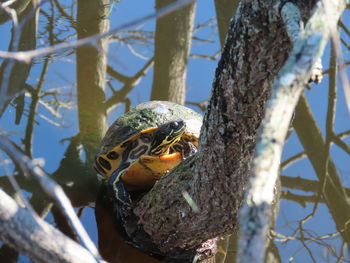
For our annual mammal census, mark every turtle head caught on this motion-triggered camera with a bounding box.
[150,120,186,155]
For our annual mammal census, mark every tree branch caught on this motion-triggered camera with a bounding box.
[0,135,100,259]
[134,0,299,252]
[0,189,99,263]
[238,1,347,262]
[0,0,195,63]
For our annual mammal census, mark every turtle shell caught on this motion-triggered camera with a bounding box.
[98,101,203,156]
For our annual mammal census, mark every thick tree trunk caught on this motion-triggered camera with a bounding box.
[150,0,195,104]
[135,0,315,251]
[76,0,109,162]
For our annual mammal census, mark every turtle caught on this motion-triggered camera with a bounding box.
[94,120,198,192]
[94,101,202,212]
[99,120,191,208]
[94,101,212,261]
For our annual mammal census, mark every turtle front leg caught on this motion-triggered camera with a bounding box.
[108,162,133,211]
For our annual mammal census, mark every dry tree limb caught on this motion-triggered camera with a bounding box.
[0,135,101,260]
[237,1,347,263]
[0,189,99,263]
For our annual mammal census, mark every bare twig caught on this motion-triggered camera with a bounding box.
[280,151,306,170]
[0,0,45,110]
[281,191,319,206]
[105,57,154,110]
[0,0,194,62]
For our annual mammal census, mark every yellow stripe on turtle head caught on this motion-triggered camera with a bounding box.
[150,120,186,155]
[96,127,157,178]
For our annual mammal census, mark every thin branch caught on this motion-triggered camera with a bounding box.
[0,0,45,109]
[24,58,49,158]
[280,151,306,170]
[280,176,319,193]
[332,134,350,155]
[281,191,319,207]
[337,129,350,139]
[0,0,195,62]
[339,21,350,38]
[104,57,154,110]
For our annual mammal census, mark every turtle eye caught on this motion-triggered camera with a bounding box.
[107,151,119,160]
[170,121,179,129]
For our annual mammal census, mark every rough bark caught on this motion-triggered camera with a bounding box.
[150,0,196,104]
[134,0,316,251]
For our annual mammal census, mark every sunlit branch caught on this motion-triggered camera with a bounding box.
[0,189,99,263]
[0,151,36,217]
[238,1,346,262]
[51,204,79,242]
[0,135,101,260]
[271,229,340,242]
